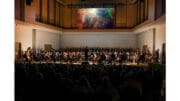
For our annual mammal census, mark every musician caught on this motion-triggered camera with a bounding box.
[84,46,89,61]
[63,51,68,62]
[110,52,115,62]
[23,51,28,62]
[141,52,146,63]
[146,50,153,63]
[154,49,160,63]
[24,47,32,62]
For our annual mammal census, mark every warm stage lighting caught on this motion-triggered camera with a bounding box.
[89,8,97,14]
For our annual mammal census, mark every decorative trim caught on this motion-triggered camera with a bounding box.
[54,0,56,24]
[39,0,42,22]
[47,0,50,24]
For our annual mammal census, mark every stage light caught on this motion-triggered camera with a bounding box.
[89,8,97,14]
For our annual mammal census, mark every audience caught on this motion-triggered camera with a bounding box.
[15,62,165,101]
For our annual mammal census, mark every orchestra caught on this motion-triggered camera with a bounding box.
[20,47,155,64]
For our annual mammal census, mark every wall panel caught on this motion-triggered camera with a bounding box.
[61,32,137,48]
[137,29,153,53]
[15,25,33,52]
[36,30,61,50]
[55,4,60,26]
[49,0,55,24]
[42,0,48,22]
[155,24,166,61]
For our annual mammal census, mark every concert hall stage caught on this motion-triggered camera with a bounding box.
[17,60,149,68]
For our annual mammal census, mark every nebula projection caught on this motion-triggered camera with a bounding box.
[77,8,114,29]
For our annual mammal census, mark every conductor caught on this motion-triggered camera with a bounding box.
[84,46,89,61]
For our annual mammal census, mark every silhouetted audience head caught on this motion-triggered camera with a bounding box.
[15,63,164,101]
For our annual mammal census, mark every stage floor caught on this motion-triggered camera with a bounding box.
[17,60,149,67]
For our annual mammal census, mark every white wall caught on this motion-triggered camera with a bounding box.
[155,24,166,61]
[137,29,154,53]
[36,30,61,50]
[15,24,33,52]
[15,22,62,52]
[61,32,137,48]
[136,23,166,61]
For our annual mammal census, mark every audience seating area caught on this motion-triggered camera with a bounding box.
[15,63,165,101]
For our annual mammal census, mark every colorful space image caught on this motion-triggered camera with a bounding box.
[77,8,114,29]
